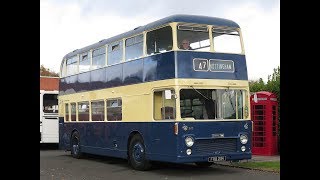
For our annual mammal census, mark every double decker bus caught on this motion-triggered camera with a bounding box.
[59,14,252,170]
[40,76,59,144]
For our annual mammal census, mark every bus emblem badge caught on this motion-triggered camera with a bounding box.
[244,123,248,129]
[182,125,188,131]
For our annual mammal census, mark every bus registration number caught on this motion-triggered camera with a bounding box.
[208,156,226,162]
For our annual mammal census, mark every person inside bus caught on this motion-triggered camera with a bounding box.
[179,39,192,50]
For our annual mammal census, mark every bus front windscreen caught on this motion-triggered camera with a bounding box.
[180,89,246,120]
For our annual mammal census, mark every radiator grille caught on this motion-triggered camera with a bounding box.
[193,138,237,155]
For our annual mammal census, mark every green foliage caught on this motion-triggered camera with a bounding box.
[233,161,280,172]
[249,78,265,92]
[40,65,59,77]
[266,66,280,101]
[249,66,280,98]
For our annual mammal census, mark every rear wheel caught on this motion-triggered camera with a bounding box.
[195,162,214,167]
[71,131,82,159]
[128,135,151,171]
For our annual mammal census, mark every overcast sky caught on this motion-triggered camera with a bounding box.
[40,0,279,82]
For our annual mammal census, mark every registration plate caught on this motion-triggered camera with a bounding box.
[208,156,226,162]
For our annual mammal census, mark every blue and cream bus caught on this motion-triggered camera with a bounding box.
[59,14,252,170]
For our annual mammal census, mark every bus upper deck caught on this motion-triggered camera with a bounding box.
[59,14,247,96]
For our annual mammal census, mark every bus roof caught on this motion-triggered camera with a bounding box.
[62,14,240,60]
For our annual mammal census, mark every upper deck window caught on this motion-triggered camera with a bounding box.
[79,52,91,73]
[66,55,78,76]
[212,27,242,54]
[125,34,143,61]
[178,24,210,51]
[92,46,106,70]
[146,26,173,55]
[108,41,123,65]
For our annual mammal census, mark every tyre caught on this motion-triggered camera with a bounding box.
[128,135,151,171]
[195,162,214,167]
[71,131,82,159]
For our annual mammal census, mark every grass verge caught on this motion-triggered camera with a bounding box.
[230,161,280,173]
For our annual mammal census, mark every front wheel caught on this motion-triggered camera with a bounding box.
[71,131,82,159]
[195,162,214,167]
[128,135,151,171]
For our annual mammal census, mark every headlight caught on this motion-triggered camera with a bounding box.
[241,146,246,152]
[186,149,192,155]
[185,137,194,147]
[240,134,248,144]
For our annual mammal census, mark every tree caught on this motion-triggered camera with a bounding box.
[249,66,280,99]
[40,65,59,77]
[266,66,280,101]
[249,78,265,92]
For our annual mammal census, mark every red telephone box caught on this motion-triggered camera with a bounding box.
[250,91,279,156]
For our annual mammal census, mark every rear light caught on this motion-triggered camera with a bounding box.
[174,122,178,135]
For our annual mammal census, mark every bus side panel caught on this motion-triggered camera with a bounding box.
[106,63,123,88]
[145,122,178,162]
[59,52,176,96]
[59,122,179,161]
[59,121,252,163]
[143,52,176,82]
[176,52,248,80]
[123,59,143,84]
[59,117,67,150]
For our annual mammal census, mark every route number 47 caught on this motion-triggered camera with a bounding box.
[193,59,209,71]
[198,61,207,70]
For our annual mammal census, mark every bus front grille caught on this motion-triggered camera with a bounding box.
[193,138,237,155]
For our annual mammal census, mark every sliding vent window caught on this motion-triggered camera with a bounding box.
[212,27,242,54]
[125,34,143,61]
[146,26,173,55]
[108,41,123,65]
[92,47,106,70]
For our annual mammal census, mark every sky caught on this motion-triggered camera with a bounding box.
[40,0,280,82]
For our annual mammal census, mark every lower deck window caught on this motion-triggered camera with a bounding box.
[91,100,105,121]
[107,98,122,121]
[78,101,89,121]
[65,103,69,121]
[71,103,76,121]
